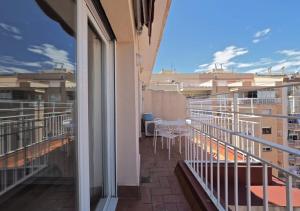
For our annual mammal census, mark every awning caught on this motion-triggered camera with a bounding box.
[134,0,156,43]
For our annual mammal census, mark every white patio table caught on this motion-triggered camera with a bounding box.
[153,119,189,159]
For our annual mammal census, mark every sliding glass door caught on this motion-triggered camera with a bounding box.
[88,25,105,210]
[0,0,77,210]
[77,1,116,210]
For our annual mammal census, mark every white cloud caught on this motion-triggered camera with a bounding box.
[0,65,33,74]
[213,46,248,64]
[0,23,20,34]
[196,47,300,74]
[0,44,75,74]
[244,50,300,74]
[252,28,271,44]
[236,63,255,68]
[245,67,266,73]
[0,56,42,67]
[235,58,273,70]
[271,49,300,72]
[198,63,209,68]
[28,43,74,70]
[12,35,22,40]
[195,45,248,72]
[277,49,300,57]
[0,22,23,40]
[254,28,271,38]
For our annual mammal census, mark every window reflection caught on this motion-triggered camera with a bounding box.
[0,1,76,210]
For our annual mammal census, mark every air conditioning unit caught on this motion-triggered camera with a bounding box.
[145,120,155,136]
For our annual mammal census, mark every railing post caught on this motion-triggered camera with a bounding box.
[250,98,254,114]
[234,147,239,210]
[217,139,220,206]
[286,175,293,211]
[282,86,289,169]
[210,129,213,196]
[232,93,239,147]
[224,143,228,211]
[246,155,251,211]
[205,134,208,187]
[263,163,269,211]
[19,102,23,149]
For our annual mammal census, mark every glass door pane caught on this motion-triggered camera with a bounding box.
[0,1,77,210]
[88,25,105,210]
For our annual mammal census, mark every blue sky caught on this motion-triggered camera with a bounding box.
[153,0,300,73]
[0,0,75,74]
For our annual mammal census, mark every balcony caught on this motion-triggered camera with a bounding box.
[289,123,300,131]
[0,100,75,210]
[138,84,300,211]
[182,86,300,210]
[238,98,281,105]
[288,140,300,149]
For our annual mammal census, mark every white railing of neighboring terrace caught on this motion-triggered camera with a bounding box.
[185,83,300,211]
[0,100,73,195]
[238,98,281,105]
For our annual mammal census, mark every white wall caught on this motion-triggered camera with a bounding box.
[143,90,187,120]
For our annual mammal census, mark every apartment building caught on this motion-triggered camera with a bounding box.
[0,69,75,102]
[149,68,285,94]
[0,0,171,210]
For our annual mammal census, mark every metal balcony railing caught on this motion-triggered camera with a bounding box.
[0,100,73,195]
[238,98,281,105]
[185,83,300,210]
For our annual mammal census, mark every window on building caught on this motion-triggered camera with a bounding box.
[262,127,272,134]
[289,134,299,140]
[261,109,272,115]
[247,91,257,98]
[257,90,276,98]
[262,146,272,152]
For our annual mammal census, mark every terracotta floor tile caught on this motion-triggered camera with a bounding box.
[151,187,172,196]
[163,194,182,203]
[164,203,178,211]
[116,136,191,211]
[159,177,170,188]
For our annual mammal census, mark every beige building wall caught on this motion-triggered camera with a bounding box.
[143,90,187,120]
[101,0,171,186]
[115,42,140,186]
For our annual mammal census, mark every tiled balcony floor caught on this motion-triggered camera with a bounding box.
[117,136,192,211]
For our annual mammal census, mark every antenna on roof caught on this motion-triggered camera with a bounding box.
[281,66,285,75]
[267,67,272,74]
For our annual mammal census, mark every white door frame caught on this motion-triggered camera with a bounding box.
[77,0,117,210]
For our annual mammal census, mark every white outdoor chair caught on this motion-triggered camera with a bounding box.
[175,124,190,154]
[153,118,162,147]
[154,122,178,160]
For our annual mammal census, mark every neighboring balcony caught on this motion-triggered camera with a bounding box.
[288,140,300,149]
[288,123,300,131]
[181,84,300,210]
[0,100,75,210]
[238,98,281,105]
